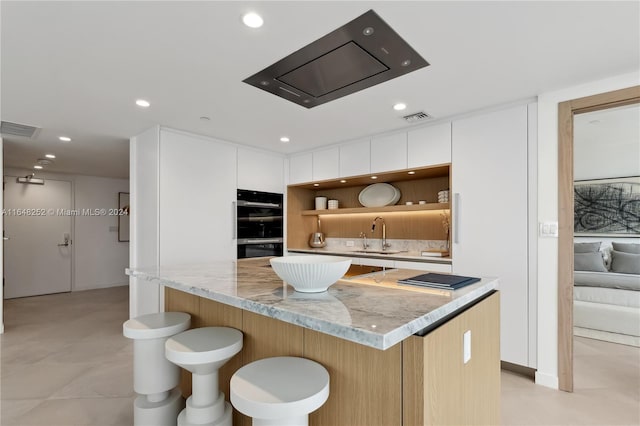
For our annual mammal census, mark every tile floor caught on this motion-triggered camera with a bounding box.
[1,286,639,425]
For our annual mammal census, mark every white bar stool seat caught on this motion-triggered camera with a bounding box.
[166,327,243,426]
[230,356,330,426]
[123,311,191,426]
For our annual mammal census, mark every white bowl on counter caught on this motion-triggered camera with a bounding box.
[270,255,352,293]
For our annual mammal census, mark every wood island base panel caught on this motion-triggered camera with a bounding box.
[128,259,500,426]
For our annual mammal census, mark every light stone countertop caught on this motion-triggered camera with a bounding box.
[287,248,452,264]
[127,258,498,350]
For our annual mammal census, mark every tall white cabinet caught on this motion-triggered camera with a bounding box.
[159,130,237,265]
[130,127,239,317]
[451,104,532,367]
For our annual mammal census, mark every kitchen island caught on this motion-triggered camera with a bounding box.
[127,258,500,426]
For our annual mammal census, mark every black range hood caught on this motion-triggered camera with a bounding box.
[243,10,429,109]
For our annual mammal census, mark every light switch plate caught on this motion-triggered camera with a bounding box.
[463,330,471,364]
[539,221,558,237]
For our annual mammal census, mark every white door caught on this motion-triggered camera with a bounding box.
[4,177,72,298]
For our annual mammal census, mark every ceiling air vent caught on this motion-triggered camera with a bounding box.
[0,121,40,138]
[403,112,431,123]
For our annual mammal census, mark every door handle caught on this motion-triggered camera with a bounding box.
[58,234,71,247]
[453,193,460,244]
[3,237,9,241]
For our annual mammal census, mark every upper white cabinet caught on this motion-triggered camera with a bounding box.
[159,130,237,265]
[407,122,452,168]
[340,138,370,177]
[370,133,407,173]
[289,153,313,184]
[238,148,284,194]
[451,104,531,367]
[312,147,339,181]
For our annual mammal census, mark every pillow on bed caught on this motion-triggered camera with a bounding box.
[612,242,640,254]
[574,242,601,253]
[574,252,607,272]
[610,250,640,275]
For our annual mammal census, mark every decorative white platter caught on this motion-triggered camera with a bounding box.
[358,183,401,207]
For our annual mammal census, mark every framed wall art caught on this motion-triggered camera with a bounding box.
[574,176,640,236]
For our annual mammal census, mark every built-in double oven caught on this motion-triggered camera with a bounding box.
[236,189,284,259]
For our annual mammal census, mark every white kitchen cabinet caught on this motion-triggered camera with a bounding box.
[394,260,452,273]
[371,133,408,173]
[238,147,284,194]
[407,122,452,168]
[289,152,313,184]
[451,104,530,367]
[340,138,370,177]
[312,147,340,181]
[159,129,237,265]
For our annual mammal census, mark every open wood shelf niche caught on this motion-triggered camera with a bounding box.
[287,164,452,247]
[302,202,449,215]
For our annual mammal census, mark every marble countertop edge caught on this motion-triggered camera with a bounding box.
[128,266,498,350]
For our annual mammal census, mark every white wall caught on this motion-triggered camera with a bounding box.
[74,175,130,290]
[574,104,640,180]
[1,137,4,334]
[535,71,639,389]
[4,168,130,292]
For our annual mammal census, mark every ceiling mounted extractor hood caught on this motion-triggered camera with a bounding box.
[243,9,429,109]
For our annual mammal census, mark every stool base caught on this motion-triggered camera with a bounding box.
[134,388,184,426]
[177,401,232,426]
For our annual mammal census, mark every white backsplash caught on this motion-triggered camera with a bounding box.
[323,237,448,252]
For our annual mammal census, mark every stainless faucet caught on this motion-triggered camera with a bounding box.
[359,232,369,250]
[371,217,391,251]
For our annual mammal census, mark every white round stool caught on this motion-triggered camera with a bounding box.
[230,356,330,426]
[123,311,191,426]
[165,327,243,426]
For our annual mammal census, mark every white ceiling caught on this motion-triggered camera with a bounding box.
[2,1,639,179]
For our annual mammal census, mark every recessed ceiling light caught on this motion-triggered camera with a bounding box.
[280,137,290,143]
[340,180,347,183]
[59,136,71,142]
[393,103,407,111]
[371,176,378,180]
[33,165,43,169]
[407,171,416,175]
[242,12,263,28]
[45,154,56,159]
[313,183,320,187]
[135,99,150,108]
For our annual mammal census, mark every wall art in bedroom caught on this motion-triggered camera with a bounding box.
[574,176,640,236]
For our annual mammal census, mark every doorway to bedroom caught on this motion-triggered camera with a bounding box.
[558,86,640,393]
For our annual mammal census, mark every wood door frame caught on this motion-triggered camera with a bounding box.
[557,85,640,392]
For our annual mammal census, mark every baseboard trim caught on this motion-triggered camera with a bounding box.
[74,281,129,292]
[574,327,640,347]
[501,361,535,379]
[535,371,559,389]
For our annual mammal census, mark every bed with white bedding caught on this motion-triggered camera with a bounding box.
[573,242,640,347]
